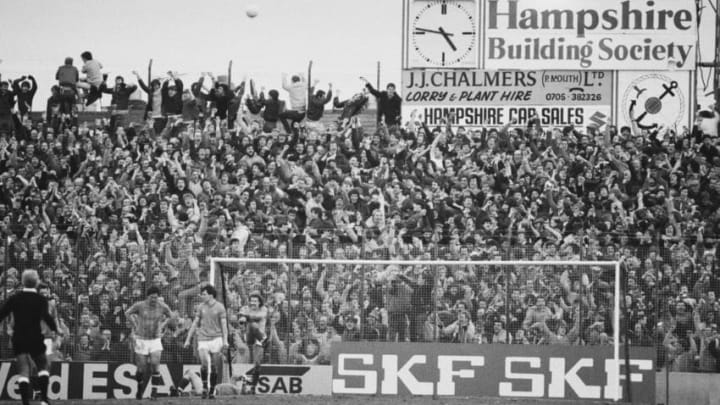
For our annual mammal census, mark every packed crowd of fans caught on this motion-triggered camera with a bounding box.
[1,52,720,372]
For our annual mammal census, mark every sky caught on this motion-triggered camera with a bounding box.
[0,0,717,109]
[0,0,403,108]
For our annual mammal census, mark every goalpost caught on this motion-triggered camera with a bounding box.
[209,257,624,401]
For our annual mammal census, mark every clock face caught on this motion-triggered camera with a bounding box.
[410,0,477,67]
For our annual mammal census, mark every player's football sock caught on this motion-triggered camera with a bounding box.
[18,378,31,405]
[178,377,190,391]
[209,370,217,390]
[252,365,261,386]
[38,371,50,401]
[135,371,145,400]
[200,367,208,390]
[150,374,162,399]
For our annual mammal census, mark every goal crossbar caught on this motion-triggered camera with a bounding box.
[209,257,623,401]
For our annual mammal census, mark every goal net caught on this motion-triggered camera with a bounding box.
[209,258,621,375]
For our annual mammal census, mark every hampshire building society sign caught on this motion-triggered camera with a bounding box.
[483,0,697,70]
[403,0,697,71]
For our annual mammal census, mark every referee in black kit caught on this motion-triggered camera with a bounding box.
[0,270,57,405]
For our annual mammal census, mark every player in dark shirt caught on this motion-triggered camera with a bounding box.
[0,270,57,405]
[184,285,228,399]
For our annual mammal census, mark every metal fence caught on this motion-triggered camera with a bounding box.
[0,234,717,373]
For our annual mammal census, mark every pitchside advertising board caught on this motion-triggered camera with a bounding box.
[332,343,655,403]
[402,69,695,130]
[0,362,331,400]
[403,0,697,71]
[614,70,694,132]
[402,69,613,128]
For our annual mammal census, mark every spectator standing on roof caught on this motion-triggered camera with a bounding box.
[206,73,234,120]
[102,75,137,129]
[162,72,184,117]
[133,70,162,121]
[155,71,184,133]
[280,73,307,130]
[56,57,79,88]
[55,57,79,115]
[257,88,283,133]
[306,81,333,129]
[333,88,369,129]
[0,79,15,134]
[360,76,401,127]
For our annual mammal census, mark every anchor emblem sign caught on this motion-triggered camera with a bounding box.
[622,73,686,131]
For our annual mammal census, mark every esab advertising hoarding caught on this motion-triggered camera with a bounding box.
[482,0,697,71]
[332,342,655,404]
[0,362,331,400]
[231,364,331,395]
[402,69,612,128]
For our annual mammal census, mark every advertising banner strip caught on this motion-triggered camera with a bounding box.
[332,342,655,404]
[482,0,697,71]
[403,69,611,106]
[404,105,611,129]
[0,362,332,400]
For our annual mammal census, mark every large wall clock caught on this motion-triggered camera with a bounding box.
[408,0,479,68]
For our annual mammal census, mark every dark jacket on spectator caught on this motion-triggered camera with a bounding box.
[12,76,37,115]
[56,64,79,86]
[0,88,15,116]
[259,90,282,123]
[334,93,368,121]
[162,79,184,115]
[46,89,63,123]
[207,84,234,119]
[182,98,201,122]
[387,280,413,313]
[102,83,137,110]
[365,83,401,126]
[190,76,208,117]
[307,89,332,121]
[399,274,434,312]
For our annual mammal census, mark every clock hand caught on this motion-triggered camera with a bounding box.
[414,27,454,36]
[438,27,457,51]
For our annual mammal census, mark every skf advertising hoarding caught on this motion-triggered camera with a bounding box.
[332,343,655,404]
[403,0,698,71]
[402,69,612,128]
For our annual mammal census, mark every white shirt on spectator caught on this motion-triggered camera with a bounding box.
[282,74,307,112]
[82,60,103,87]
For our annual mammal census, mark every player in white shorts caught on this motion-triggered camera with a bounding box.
[125,286,172,400]
[184,285,228,399]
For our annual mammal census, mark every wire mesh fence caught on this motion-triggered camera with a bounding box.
[213,259,620,365]
[0,235,716,372]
